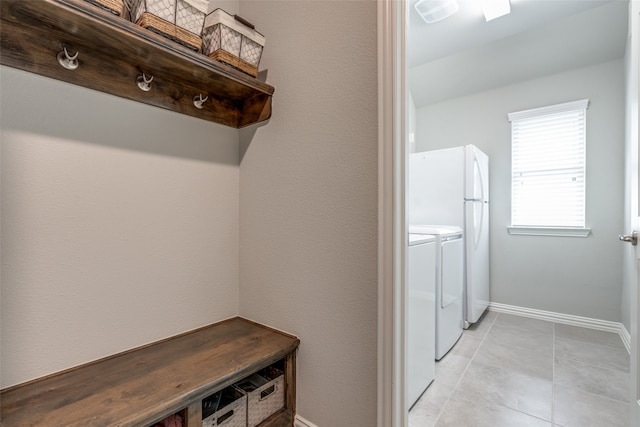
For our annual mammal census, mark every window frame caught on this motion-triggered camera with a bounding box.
[507,99,591,238]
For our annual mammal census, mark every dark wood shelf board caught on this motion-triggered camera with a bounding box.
[0,0,274,128]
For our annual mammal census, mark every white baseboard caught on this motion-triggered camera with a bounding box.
[295,415,319,427]
[488,302,631,354]
[620,324,631,354]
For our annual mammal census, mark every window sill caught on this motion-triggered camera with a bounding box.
[507,226,592,238]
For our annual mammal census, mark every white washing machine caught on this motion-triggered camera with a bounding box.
[408,233,436,408]
[410,225,463,360]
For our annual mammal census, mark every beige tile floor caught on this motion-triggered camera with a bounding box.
[409,311,630,427]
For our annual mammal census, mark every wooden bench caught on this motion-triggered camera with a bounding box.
[0,317,299,426]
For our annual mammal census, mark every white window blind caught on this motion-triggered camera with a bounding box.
[508,99,589,228]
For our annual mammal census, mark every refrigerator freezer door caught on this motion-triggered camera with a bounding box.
[409,148,465,227]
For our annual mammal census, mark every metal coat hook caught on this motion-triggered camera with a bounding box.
[193,93,208,109]
[57,46,79,70]
[136,73,153,92]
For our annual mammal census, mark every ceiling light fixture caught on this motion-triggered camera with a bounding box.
[414,0,459,24]
[482,0,511,22]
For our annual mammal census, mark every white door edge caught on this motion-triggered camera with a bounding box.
[377,1,406,426]
[629,2,640,426]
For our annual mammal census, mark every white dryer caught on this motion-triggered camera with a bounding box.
[408,233,436,408]
[410,225,463,360]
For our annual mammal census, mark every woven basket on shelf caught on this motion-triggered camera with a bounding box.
[202,9,265,77]
[208,49,257,77]
[127,0,207,51]
[136,11,201,51]
[84,0,126,16]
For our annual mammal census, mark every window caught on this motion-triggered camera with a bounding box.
[508,99,590,237]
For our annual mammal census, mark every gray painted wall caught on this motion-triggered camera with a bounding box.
[238,1,378,425]
[0,2,380,423]
[0,67,241,388]
[415,59,625,322]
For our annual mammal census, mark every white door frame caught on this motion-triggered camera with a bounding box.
[380,1,640,426]
[629,2,640,425]
[377,1,407,426]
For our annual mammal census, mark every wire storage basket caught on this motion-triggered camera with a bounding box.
[202,9,265,77]
[126,0,208,51]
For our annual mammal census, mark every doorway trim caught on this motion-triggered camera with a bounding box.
[377,1,407,426]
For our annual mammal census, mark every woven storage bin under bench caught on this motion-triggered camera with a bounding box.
[202,386,247,427]
[127,0,207,51]
[202,9,265,77]
[235,365,285,427]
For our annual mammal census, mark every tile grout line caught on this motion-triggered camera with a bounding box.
[431,311,499,426]
[555,354,631,377]
[553,325,631,423]
[424,313,628,427]
[477,324,553,355]
[476,313,558,425]
[558,385,633,406]
[553,336,630,374]
[475,315,554,425]
[555,330,629,352]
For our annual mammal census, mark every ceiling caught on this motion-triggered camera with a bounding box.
[408,0,629,107]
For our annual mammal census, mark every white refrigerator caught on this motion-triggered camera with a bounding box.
[409,144,490,327]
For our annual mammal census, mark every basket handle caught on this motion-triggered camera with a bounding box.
[216,409,234,425]
[234,14,255,30]
[259,384,276,401]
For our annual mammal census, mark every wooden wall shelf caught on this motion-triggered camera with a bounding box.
[0,317,299,427]
[0,0,274,128]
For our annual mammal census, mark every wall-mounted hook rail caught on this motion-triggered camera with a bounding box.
[1,0,274,128]
[56,46,79,70]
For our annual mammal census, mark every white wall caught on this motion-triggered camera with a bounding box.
[237,1,378,425]
[415,59,625,322]
[0,67,240,388]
